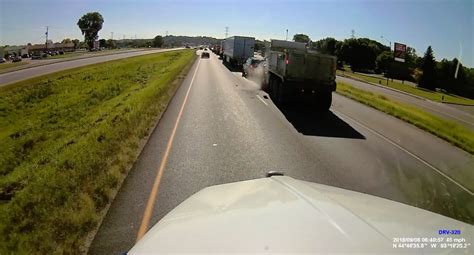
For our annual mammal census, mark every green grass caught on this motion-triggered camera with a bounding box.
[0,61,28,70]
[338,70,474,105]
[47,52,86,59]
[48,49,137,60]
[336,82,474,155]
[0,49,195,253]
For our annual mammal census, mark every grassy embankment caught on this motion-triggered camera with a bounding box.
[336,82,474,155]
[0,49,195,253]
[47,52,87,59]
[0,62,29,71]
[337,70,474,105]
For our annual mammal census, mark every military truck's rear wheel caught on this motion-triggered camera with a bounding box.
[268,76,275,97]
[269,76,284,105]
[274,80,284,105]
[315,92,332,111]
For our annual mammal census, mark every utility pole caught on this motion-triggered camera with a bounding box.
[225,26,229,38]
[351,29,355,39]
[111,32,114,40]
[286,29,288,41]
[380,36,391,50]
[380,35,392,85]
[45,26,49,51]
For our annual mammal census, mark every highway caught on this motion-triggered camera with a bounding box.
[89,51,473,254]
[336,76,474,130]
[0,48,183,86]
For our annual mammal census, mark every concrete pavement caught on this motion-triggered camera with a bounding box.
[89,51,473,254]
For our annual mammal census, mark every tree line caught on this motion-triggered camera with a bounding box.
[304,36,474,99]
[70,11,474,99]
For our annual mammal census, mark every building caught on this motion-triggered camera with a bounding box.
[28,42,75,55]
[2,42,75,57]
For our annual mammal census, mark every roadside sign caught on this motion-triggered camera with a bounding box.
[93,40,100,50]
[394,42,406,62]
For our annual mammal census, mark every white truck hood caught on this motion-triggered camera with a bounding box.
[130,176,472,254]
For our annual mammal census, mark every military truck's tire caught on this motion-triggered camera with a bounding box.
[315,92,332,111]
[269,76,276,99]
[269,77,280,105]
[274,80,284,106]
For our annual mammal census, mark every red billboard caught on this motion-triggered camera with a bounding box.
[394,42,407,62]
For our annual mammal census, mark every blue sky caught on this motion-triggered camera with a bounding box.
[1,0,473,66]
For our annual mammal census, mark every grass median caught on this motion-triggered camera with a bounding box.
[0,49,195,253]
[338,71,474,105]
[0,61,29,71]
[336,82,474,155]
[47,52,86,59]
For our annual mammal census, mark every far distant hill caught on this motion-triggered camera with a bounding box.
[114,35,222,48]
[163,35,222,46]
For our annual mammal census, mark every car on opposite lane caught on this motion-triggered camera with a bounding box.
[201,51,210,58]
[12,56,22,62]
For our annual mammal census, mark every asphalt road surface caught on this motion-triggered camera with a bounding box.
[336,76,474,130]
[0,48,183,86]
[90,51,473,254]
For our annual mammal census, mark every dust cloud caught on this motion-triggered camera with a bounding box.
[246,63,267,90]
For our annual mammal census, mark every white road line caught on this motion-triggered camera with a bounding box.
[333,109,473,196]
[256,94,268,106]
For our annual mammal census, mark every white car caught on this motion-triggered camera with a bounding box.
[130,175,472,254]
[0,58,6,63]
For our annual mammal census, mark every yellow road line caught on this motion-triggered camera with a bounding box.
[136,59,201,241]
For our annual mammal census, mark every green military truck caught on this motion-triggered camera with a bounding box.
[264,39,337,110]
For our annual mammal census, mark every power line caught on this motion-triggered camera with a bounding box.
[225,26,229,38]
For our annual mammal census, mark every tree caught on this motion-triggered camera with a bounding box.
[61,38,72,44]
[312,37,338,55]
[293,34,310,44]
[451,58,466,92]
[72,39,80,50]
[376,51,393,74]
[389,61,412,81]
[79,41,88,49]
[106,39,116,49]
[339,38,378,71]
[436,58,467,93]
[77,12,104,50]
[99,39,106,48]
[153,35,164,48]
[419,46,436,90]
[405,47,418,71]
[436,59,453,90]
